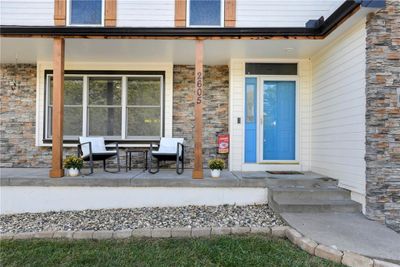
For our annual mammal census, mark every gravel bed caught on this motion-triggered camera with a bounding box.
[0,204,284,233]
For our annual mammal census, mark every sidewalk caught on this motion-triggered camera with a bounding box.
[281,212,400,264]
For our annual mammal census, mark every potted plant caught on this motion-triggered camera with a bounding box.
[208,159,225,178]
[63,155,83,177]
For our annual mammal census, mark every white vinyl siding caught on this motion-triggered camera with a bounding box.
[229,59,245,171]
[0,0,344,28]
[229,59,312,172]
[236,0,342,28]
[117,0,174,27]
[298,60,312,171]
[0,0,54,26]
[310,19,366,195]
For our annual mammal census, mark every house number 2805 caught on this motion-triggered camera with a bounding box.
[196,72,203,104]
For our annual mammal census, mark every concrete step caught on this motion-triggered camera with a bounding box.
[269,198,362,213]
[265,177,338,189]
[269,187,351,202]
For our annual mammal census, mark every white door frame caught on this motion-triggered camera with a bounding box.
[257,75,299,163]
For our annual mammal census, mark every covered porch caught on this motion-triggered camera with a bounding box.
[0,7,370,203]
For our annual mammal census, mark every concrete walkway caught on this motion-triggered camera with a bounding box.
[281,212,400,264]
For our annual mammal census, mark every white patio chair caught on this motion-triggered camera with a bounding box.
[77,137,121,174]
[148,137,185,175]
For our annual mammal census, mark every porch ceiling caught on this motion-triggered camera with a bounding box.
[0,9,369,65]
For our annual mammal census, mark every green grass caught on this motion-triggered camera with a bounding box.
[0,235,343,267]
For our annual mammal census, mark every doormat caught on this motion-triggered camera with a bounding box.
[266,171,304,175]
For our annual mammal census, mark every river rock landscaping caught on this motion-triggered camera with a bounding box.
[0,204,284,233]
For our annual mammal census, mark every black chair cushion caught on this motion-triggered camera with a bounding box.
[82,152,117,161]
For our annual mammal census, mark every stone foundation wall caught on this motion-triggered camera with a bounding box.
[365,0,400,232]
[173,65,229,169]
[1,64,229,170]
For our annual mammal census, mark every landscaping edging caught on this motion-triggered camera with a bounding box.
[1,226,398,267]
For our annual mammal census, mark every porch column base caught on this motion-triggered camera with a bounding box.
[49,168,64,178]
[192,170,204,179]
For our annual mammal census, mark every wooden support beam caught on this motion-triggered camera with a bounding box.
[49,37,65,178]
[192,40,204,179]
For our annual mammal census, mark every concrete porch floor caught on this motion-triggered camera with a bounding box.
[0,168,324,188]
[0,168,328,187]
[0,168,273,187]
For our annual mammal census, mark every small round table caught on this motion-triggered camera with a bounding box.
[125,148,149,172]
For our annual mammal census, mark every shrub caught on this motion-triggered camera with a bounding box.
[208,159,225,170]
[63,155,84,170]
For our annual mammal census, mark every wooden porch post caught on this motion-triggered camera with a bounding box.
[192,40,204,179]
[49,37,65,178]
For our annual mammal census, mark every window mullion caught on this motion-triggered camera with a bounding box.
[45,75,51,139]
[121,76,127,140]
[160,76,164,137]
[82,75,88,137]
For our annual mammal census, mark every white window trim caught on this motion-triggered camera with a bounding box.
[121,76,127,139]
[67,0,105,27]
[36,62,173,147]
[186,0,224,28]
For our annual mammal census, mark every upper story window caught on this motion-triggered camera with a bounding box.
[188,0,224,27]
[68,0,104,26]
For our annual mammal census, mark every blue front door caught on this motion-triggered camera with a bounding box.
[263,81,296,160]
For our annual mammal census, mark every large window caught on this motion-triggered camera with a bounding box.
[88,77,122,137]
[45,72,164,141]
[68,0,104,26]
[47,77,83,138]
[188,0,223,27]
[126,77,161,138]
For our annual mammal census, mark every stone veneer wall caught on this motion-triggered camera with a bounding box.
[1,64,229,169]
[173,65,229,169]
[1,64,55,167]
[365,0,400,232]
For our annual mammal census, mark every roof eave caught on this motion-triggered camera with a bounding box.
[0,0,379,39]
